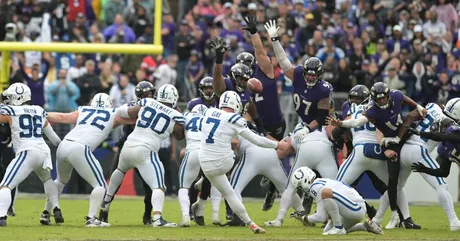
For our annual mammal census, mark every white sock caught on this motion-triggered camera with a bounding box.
[347,223,367,233]
[45,180,65,212]
[104,169,125,203]
[88,186,105,217]
[291,193,305,211]
[195,198,207,216]
[152,189,165,220]
[0,188,11,217]
[276,185,295,221]
[323,198,342,228]
[373,192,389,224]
[210,186,221,214]
[43,179,60,209]
[207,174,252,225]
[396,190,410,220]
[178,188,190,218]
[436,186,459,224]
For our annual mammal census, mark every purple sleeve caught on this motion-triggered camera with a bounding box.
[103,25,116,40]
[362,104,376,120]
[342,102,350,117]
[293,66,304,84]
[224,77,233,91]
[391,90,404,104]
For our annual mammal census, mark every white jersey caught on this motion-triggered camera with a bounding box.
[184,112,203,152]
[237,127,263,156]
[0,105,50,153]
[308,178,364,204]
[199,108,248,162]
[290,122,331,152]
[348,104,378,145]
[64,106,118,150]
[406,103,444,151]
[126,98,184,152]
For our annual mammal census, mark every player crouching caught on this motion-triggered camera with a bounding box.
[291,167,383,235]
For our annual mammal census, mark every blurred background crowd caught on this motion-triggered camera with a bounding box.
[1,0,460,194]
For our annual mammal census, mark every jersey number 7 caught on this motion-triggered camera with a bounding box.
[205,117,220,144]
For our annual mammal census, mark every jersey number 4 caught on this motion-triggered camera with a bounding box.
[19,115,43,138]
[137,107,171,134]
[79,109,110,131]
[185,117,202,132]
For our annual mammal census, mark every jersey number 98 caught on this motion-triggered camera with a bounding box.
[137,107,171,134]
[19,115,43,138]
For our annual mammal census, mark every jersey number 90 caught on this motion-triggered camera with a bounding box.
[137,107,171,134]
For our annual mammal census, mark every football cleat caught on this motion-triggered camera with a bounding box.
[53,207,64,224]
[385,213,400,229]
[7,207,15,217]
[0,216,6,227]
[364,220,384,235]
[178,216,191,227]
[212,212,222,226]
[322,227,346,235]
[40,211,51,225]
[262,191,276,211]
[152,217,177,227]
[290,211,308,220]
[191,202,205,226]
[302,195,314,214]
[401,217,421,229]
[99,210,109,223]
[143,213,153,225]
[450,219,460,231]
[250,223,265,234]
[222,215,245,227]
[264,219,283,227]
[323,220,333,233]
[85,216,110,228]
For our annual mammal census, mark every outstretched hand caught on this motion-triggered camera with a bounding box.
[411,162,429,173]
[404,125,420,135]
[264,20,280,39]
[326,115,342,127]
[211,37,229,55]
[242,14,258,35]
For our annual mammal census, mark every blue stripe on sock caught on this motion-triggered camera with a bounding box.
[150,152,162,189]
[84,147,103,187]
[87,147,106,187]
[179,152,189,187]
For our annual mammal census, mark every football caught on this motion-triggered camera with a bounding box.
[247,78,263,93]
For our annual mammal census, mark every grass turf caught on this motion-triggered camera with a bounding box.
[2,196,460,240]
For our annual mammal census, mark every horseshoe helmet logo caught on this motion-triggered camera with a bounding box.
[15,86,24,95]
[294,169,305,180]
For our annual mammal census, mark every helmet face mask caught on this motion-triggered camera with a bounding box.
[348,85,370,105]
[430,116,455,134]
[230,63,251,92]
[370,82,390,109]
[199,77,215,101]
[3,83,31,106]
[302,57,323,88]
[135,81,155,99]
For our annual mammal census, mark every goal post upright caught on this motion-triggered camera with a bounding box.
[0,0,163,92]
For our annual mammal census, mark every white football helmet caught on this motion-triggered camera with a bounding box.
[290,166,317,191]
[219,91,242,113]
[443,98,460,123]
[191,104,208,115]
[3,83,31,106]
[91,93,113,108]
[156,84,179,108]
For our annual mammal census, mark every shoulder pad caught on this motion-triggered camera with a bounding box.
[0,105,15,116]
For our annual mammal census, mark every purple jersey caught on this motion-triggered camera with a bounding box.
[292,66,333,124]
[342,101,351,119]
[362,90,405,137]
[252,65,284,127]
[224,77,252,113]
[437,125,460,162]
[187,97,218,111]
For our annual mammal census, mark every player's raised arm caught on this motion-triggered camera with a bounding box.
[264,20,294,81]
[211,37,229,97]
[243,14,274,79]
[402,93,427,119]
[47,111,79,124]
[43,120,61,146]
[245,99,265,134]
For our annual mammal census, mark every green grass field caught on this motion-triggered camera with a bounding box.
[2,196,460,240]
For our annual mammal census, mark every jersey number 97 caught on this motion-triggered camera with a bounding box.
[137,107,171,134]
